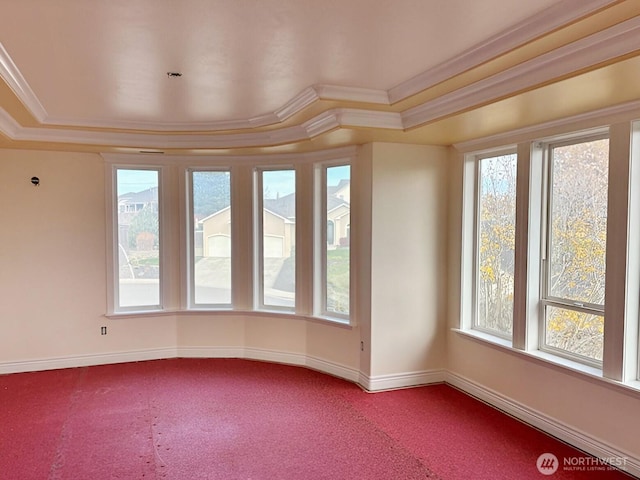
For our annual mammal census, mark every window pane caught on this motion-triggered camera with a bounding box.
[548,139,609,305]
[262,170,296,308]
[116,169,159,308]
[476,154,517,336]
[544,138,608,362]
[545,306,604,361]
[326,165,350,316]
[192,171,231,305]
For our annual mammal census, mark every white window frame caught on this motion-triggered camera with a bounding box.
[471,149,518,341]
[186,167,233,310]
[254,166,296,313]
[538,132,609,368]
[107,165,164,314]
[314,161,351,321]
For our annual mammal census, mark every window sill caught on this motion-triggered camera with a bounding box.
[105,309,354,329]
[452,328,640,399]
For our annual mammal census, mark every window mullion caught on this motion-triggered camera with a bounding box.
[513,142,534,350]
[603,122,639,381]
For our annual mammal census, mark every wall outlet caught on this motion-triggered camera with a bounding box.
[100,326,107,335]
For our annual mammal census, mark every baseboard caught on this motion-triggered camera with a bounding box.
[306,354,360,383]
[360,369,446,392]
[0,347,177,375]
[174,346,361,383]
[446,371,640,478]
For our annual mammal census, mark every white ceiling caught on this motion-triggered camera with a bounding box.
[0,0,562,129]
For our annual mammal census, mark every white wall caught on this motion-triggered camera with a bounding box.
[366,143,449,380]
[0,149,177,369]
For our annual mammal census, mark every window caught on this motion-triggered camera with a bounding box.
[319,164,351,318]
[474,153,517,338]
[106,148,357,322]
[114,168,160,311]
[541,136,609,364]
[188,170,232,307]
[256,168,296,310]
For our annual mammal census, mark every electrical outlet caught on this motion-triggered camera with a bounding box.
[360,341,364,351]
[100,326,107,335]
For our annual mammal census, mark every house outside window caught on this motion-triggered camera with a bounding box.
[114,168,160,310]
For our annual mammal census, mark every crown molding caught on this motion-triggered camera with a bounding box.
[0,106,400,150]
[388,0,618,104]
[101,145,359,165]
[0,43,47,122]
[314,84,389,105]
[402,15,640,130]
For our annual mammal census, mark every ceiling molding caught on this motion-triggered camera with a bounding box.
[314,85,389,105]
[402,15,640,129]
[0,106,400,150]
[387,0,618,104]
[334,109,402,129]
[101,145,359,165]
[274,86,320,122]
[0,107,19,137]
[0,43,47,123]
[453,98,640,152]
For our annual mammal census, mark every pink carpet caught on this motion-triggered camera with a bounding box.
[0,358,633,479]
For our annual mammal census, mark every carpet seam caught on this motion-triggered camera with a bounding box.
[47,367,87,480]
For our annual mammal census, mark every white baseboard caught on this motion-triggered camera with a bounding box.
[178,346,361,383]
[0,347,177,375]
[360,369,446,392]
[446,371,640,479]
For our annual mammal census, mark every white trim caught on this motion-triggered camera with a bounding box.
[402,15,640,130]
[388,0,617,103]
[275,86,321,121]
[306,354,360,383]
[359,369,446,392]
[335,109,403,130]
[314,84,390,105]
[0,107,20,137]
[0,106,398,149]
[100,145,358,167]
[0,348,177,375]
[446,371,640,478]
[0,42,47,122]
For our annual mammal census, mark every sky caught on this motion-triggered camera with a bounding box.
[117,169,158,194]
[116,165,350,196]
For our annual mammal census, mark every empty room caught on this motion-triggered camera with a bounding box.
[2,1,640,478]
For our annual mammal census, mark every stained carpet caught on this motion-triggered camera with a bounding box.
[0,358,632,479]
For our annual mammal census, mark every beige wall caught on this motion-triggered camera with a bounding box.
[0,149,177,364]
[367,142,449,377]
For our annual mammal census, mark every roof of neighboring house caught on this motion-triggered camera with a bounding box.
[328,179,349,197]
[202,184,350,223]
[118,187,158,204]
[264,193,296,220]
